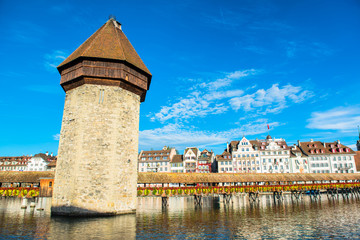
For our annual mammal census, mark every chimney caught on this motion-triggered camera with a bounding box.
[293,144,297,150]
[227,142,229,152]
[310,139,313,142]
[51,152,53,157]
[337,140,340,144]
[297,140,301,146]
[46,151,49,156]
[323,142,326,147]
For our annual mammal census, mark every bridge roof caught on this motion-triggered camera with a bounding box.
[0,171,55,183]
[1,172,360,184]
[138,173,360,184]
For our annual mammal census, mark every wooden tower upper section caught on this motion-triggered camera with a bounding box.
[57,18,152,102]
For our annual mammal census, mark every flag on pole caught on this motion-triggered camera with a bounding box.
[267,124,270,130]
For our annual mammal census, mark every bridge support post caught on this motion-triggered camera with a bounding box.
[291,190,302,201]
[222,193,232,204]
[162,196,169,208]
[273,191,283,202]
[309,189,320,201]
[194,195,202,206]
[249,191,259,202]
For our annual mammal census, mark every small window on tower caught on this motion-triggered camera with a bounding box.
[99,89,105,104]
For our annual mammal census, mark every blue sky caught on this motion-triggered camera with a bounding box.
[1,0,360,156]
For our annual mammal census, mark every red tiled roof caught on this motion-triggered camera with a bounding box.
[324,142,355,155]
[299,141,327,155]
[171,155,183,163]
[58,19,151,76]
[249,139,290,150]
[139,149,172,162]
[216,151,232,161]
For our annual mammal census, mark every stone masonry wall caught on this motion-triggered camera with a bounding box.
[52,84,140,216]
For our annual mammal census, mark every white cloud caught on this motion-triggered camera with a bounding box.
[153,69,258,122]
[229,84,313,114]
[44,50,67,71]
[306,107,360,132]
[200,69,258,90]
[154,96,228,122]
[53,133,60,141]
[140,119,281,151]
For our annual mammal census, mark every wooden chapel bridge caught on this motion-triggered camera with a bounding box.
[1,172,360,206]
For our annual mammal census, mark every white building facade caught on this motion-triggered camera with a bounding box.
[184,148,200,173]
[170,154,184,173]
[138,147,176,173]
[229,137,261,173]
[26,153,56,171]
[252,136,291,173]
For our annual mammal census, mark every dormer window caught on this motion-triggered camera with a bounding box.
[321,149,324,153]
[346,148,350,152]
[332,149,335,153]
[339,148,343,153]
[331,144,334,148]
[314,144,317,148]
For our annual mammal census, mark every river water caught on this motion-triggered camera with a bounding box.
[1,195,360,239]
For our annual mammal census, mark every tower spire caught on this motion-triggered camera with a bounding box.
[357,125,360,151]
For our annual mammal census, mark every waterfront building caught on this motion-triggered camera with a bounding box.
[253,135,291,173]
[289,145,309,173]
[223,135,291,173]
[26,152,57,171]
[170,154,184,173]
[198,149,215,173]
[0,155,30,171]
[297,139,356,173]
[229,136,261,173]
[138,147,176,173]
[324,141,356,173]
[216,151,232,173]
[298,140,332,173]
[47,160,57,171]
[184,147,200,173]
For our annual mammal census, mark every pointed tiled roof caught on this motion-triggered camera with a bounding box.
[171,155,183,163]
[58,19,151,76]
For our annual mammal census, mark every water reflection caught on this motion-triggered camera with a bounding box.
[0,198,136,239]
[1,195,360,239]
[136,195,360,239]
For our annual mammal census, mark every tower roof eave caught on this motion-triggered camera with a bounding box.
[57,19,151,76]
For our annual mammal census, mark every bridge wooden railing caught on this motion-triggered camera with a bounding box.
[137,182,360,197]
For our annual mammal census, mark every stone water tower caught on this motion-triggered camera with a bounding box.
[51,18,151,216]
